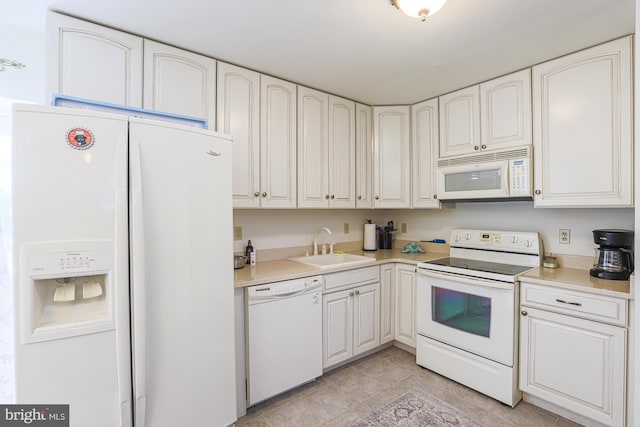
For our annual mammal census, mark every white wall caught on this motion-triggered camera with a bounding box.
[233,209,383,254]
[0,25,46,104]
[234,203,634,256]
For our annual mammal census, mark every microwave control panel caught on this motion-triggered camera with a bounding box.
[509,158,530,196]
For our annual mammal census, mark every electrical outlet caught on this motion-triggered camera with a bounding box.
[233,226,243,241]
[343,223,350,235]
[401,223,407,233]
[559,229,570,244]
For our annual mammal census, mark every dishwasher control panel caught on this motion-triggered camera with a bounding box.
[247,276,323,299]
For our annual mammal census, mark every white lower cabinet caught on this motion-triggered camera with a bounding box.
[394,264,417,347]
[519,282,627,426]
[323,279,380,369]
[380,264,395,344]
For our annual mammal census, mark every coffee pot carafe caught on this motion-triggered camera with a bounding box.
[589,229,634,281]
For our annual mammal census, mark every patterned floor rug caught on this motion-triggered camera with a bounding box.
[355,390,485,427]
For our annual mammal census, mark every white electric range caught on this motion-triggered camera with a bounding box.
[416,229,541,407]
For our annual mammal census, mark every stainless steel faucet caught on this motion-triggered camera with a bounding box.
[313,226,332,256]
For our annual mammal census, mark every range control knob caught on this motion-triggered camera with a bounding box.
[454,235,460,242]
[465,233,472,240]
[512,236,518,244]
[525,240,533,248]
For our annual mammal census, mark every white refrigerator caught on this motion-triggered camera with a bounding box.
[11,104,237,426]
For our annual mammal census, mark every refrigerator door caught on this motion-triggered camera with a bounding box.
[129,118,236,427]
[11,104,132,426]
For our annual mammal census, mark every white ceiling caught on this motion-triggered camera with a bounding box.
[1,0,635,105]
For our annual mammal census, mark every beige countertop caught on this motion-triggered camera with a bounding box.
[518,267,632,299]
[234,248,445,288]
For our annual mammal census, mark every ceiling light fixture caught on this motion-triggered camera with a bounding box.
[390,0,447,21]
[0,58,26,72]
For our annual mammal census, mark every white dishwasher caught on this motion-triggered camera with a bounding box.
[245,275,323,406]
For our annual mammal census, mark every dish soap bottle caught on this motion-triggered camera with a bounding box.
[245,240,254,264]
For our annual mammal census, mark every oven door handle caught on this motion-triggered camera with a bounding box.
[416,269,514,290]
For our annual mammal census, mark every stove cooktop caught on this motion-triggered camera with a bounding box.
[418,257,536,282]
[426,257,535,276]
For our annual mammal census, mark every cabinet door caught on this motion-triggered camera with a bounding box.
[260,75,297,208]
[355,103,373,209]
[328,95,356,208]
[380,264,395,344]
[323,289,353,368]
[438,86,480,158]
[395,265,417,347]
[532,36,632,207]
[217,62,260,208]
[411,98,440,208]
[373,106,410,208]
[353,283,381,356]
[298,86,329,208]
[47,12,143,107]
[480,69,531,151]
[519,307,626,426]
[143,40,216,124]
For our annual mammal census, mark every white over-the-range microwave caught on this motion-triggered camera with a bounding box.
[436,146,532,201]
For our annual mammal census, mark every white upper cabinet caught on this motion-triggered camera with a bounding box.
[439,69,531,158]
[298,87,355,208]
[298,87,329,208]
[373,106,411,208]
[532,36,633,207]
[260,75,297,208]
[219,66,297,208]
[328,95,356,208]
[47,12,143,107]
[411,98,440,208]
[355,104,373,209]
[480,69,532,150]
[217,62,261,207]
[438,86,480,158]
[144,40,217,125]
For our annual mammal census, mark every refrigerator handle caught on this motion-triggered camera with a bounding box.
[130,140,147,427]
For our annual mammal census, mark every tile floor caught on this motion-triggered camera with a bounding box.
[237,346,582,427]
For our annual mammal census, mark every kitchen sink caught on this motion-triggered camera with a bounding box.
[288,253,377,270]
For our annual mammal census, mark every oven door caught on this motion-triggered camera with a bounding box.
[416,269,516,366]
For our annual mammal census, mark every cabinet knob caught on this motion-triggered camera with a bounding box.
[433,194,438,199]
[375,196,380,200]
[535,189,541,195]
[331,195,335,199]
[358,195,362,200]
[481,144,487,149]
[325,194,330,199]
[355,290,360,295]
[262,192,267,198]
[474,145,480,150]
[349,292,355,297]
[521,310,528,316]
[254,192,260,197]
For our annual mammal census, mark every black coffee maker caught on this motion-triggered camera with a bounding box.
[589,229,634,280]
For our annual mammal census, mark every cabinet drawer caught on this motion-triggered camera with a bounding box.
[520,282,627,327]
[324,266,379,293]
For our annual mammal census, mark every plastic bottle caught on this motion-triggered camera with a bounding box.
[245,240,253,264]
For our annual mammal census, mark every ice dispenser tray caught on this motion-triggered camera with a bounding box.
[20,241,115,343]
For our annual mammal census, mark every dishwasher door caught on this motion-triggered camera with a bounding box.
[246,276,323,406]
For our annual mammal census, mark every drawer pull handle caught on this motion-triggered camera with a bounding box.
[556,298,582,306]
